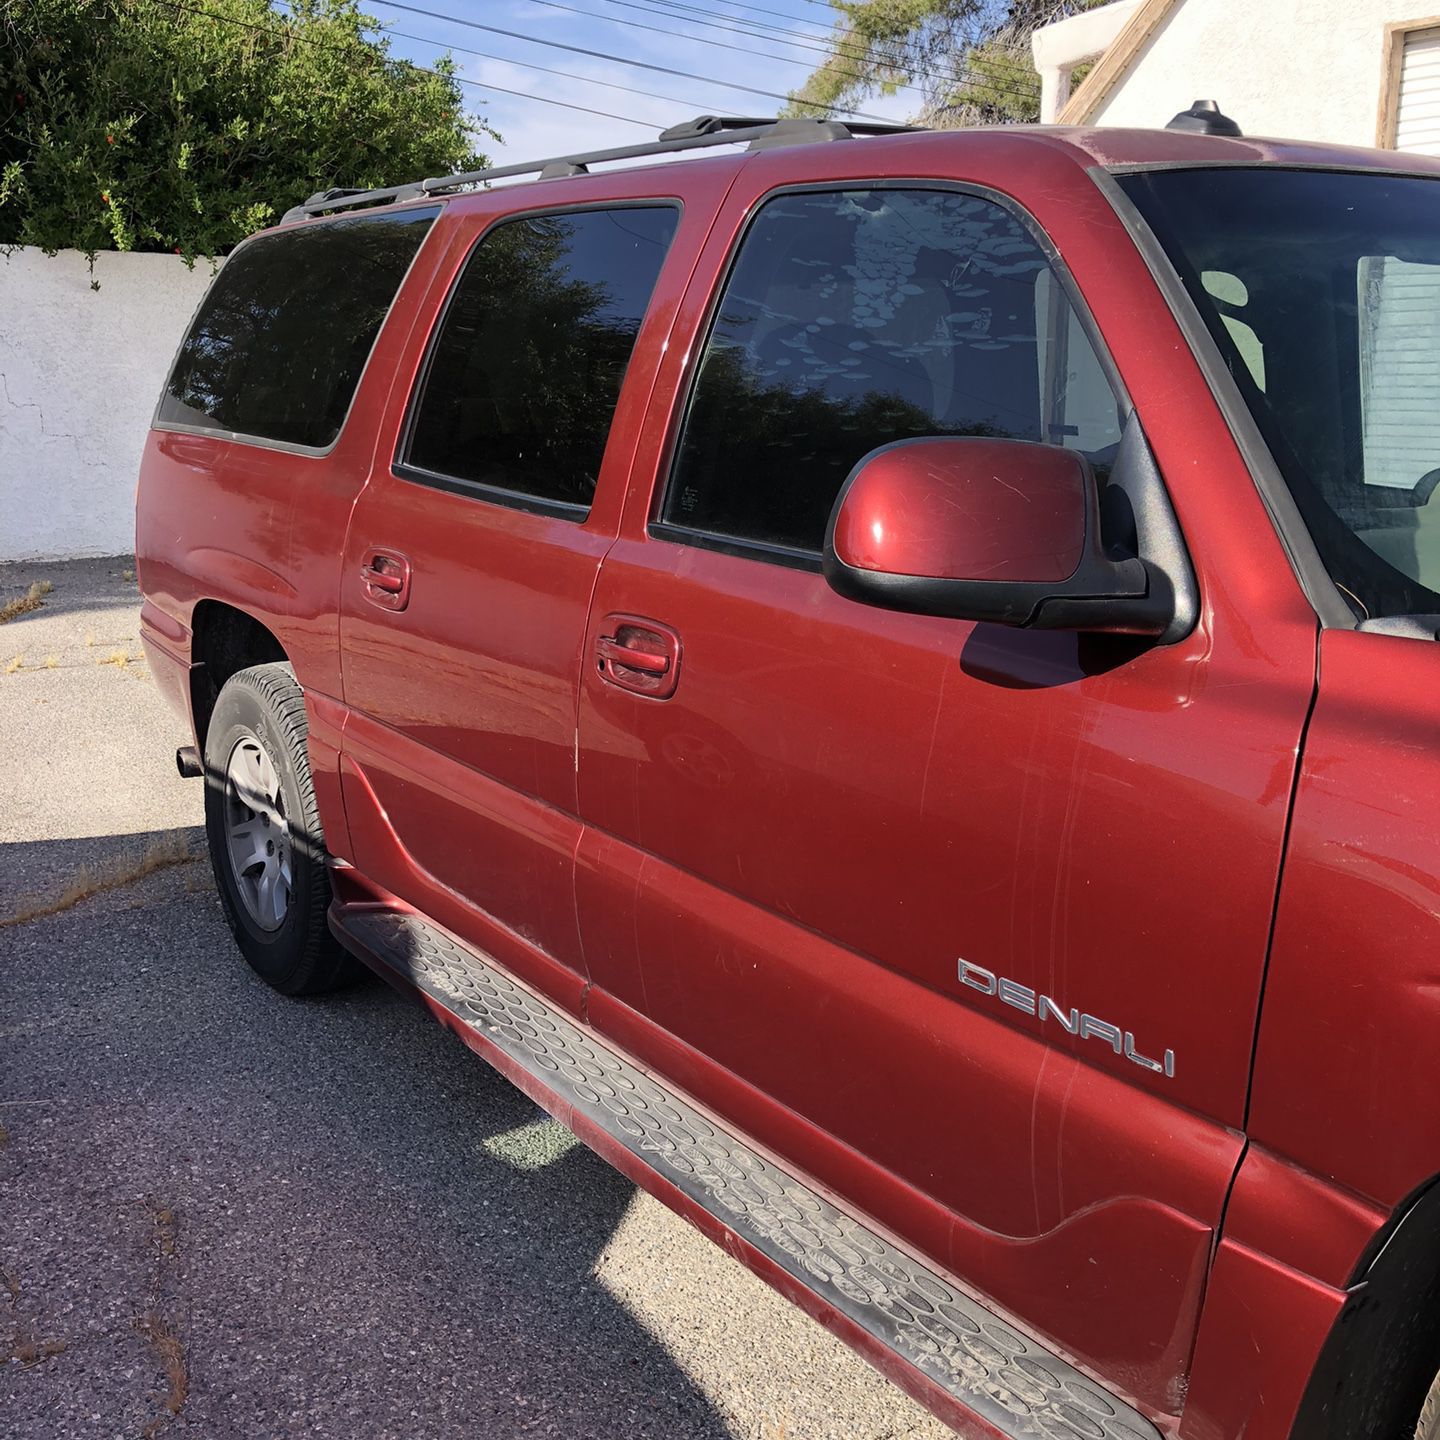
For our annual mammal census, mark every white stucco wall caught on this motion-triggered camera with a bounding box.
[1033,0,1144,122]
[1088,0,1405,144]
[0,247,216,562]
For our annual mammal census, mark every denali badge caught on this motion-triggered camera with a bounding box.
[958,960,1176,1079]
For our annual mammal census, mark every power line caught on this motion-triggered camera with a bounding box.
[364,0,905,119]
[654,0,842,41]
[519,0,929,92]
[602,0,947,86]
[641,0,1043,107]
[534,0,1041,106]
[274,7,751,118]
[146,0,658,128]
[370,0,1038,112]
[632,0,1046,109]
[388,29,740,115]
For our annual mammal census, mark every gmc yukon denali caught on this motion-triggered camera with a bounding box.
[136,111,1440,1439]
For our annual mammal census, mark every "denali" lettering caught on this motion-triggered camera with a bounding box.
[958,959,1176,1079]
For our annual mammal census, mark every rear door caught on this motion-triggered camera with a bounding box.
[337,170,729,1006]
[573,142,1319,1416]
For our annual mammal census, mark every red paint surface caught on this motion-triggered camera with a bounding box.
[1253,629,1440,1212]
[1182,1240,1348,1440]
[134,125,1440,1439]
[832,438,1088,582]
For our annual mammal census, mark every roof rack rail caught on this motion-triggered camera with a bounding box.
[280,114,925,224]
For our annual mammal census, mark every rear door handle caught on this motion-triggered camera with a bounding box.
[360,549,411,612]
[595,615,681,699]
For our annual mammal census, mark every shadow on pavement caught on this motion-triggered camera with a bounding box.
[0,826,207,923]
[1,830,734,1439]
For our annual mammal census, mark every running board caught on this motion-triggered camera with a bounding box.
[332,905,1161,1440]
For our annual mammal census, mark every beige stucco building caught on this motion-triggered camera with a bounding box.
[1033,0,1440,153]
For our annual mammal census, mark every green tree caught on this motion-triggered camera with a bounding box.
[786,1,1107,127]
[0,0,494,260]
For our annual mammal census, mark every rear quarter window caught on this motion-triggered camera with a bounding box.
[156,205,439,451]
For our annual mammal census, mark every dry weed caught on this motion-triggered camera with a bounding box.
[6,1326,66,1367]
[0,580,52,624]
[134,1313,188,1436]
[134,1200,188,1437]
[1,832,199,928]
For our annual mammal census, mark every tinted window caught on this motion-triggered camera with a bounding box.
[664,188,1121,554]
[158,207,437,450]
[404,205,679,513]
[1119,167,1440,623]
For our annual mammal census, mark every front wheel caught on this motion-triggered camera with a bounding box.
[202,662,356,995]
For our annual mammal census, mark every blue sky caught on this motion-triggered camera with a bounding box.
[363,0,917,167]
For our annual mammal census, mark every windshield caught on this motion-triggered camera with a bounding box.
[1118,166,1440,623]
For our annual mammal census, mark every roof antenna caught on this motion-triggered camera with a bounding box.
[1166,99,1242,136]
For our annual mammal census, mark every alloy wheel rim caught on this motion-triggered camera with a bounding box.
[222,735,292,932]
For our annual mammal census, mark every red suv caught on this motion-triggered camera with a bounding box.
[136,113,1440,1440]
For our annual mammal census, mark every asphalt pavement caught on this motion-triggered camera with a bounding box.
[0,558,948,1440]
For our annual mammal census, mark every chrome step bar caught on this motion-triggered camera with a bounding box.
[333,905,1160,1440]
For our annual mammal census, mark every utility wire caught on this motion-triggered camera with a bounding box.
[370,0,1039,110]
[147,0,924,145]
[653,0,842,41]
[634,0,1042,106]
[384,27,746,115]
[270,2,755,118]
[519,0,935,96]
[595,0,959,91]
[145,0,658,127]
[364,0,906,119]
[531,0,1041,105]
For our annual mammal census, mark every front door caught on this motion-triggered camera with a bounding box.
[574,152,1318,1416]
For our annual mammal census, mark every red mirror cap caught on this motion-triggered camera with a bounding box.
[830,438,1090,584]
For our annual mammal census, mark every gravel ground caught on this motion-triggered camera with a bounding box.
[0,558,949,1440]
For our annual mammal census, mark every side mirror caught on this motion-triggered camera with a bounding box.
[823,436,1172,635]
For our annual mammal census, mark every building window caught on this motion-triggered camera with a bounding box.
[1379,20,1440,153]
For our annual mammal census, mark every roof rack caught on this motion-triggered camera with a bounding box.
[280,114,924,224]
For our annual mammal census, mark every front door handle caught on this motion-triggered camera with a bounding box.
[596,636,669,675]
[360,549,411,612]
[595,615,681,699]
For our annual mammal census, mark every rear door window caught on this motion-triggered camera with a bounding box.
[400,205,680,516]
[661,187,1122,557]
[157,206,439,451]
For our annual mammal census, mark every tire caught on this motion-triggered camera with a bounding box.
[202,662,356,995]
[1420,1369,1440,1440]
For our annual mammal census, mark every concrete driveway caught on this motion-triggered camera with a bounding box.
[0,558,948,1440]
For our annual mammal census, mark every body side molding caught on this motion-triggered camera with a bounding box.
[331,902,1162,1440]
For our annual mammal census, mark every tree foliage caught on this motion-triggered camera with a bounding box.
[0,0,493,259]
[786,1,1107,127]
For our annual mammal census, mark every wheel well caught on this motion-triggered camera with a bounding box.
[189,601,287,751]
[1293,1174,1440,1438]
